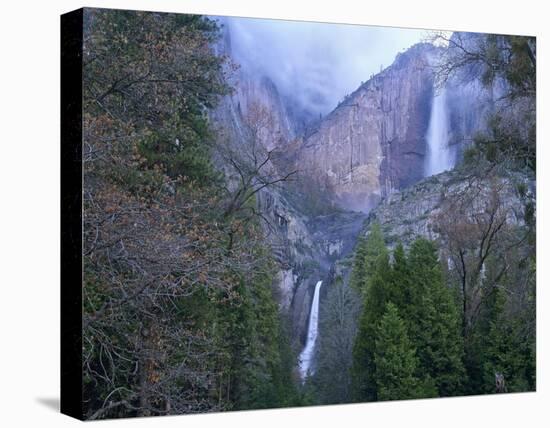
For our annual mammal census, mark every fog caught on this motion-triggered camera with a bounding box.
[216,16,428,116]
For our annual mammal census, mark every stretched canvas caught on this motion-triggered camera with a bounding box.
[61,7,536,420]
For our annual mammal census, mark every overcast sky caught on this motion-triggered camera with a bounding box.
[216,16,430,116]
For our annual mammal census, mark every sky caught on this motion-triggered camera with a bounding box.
[216,16,431,116]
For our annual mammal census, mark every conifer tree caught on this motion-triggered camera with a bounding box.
[374,303,420,401]
[387,243,411,311]
[351,247,391,401]
[481,286,535,393]
[407,239,464,396]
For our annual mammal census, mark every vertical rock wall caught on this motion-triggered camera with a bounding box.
[212,33,498,349]
[295,44,438,212]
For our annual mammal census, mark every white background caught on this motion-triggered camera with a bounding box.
[0,0,547,426]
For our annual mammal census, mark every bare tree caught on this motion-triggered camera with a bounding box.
[428,31,535,97]
[434,175,530,336]
[213,102,297,253]
[220,102,297,218]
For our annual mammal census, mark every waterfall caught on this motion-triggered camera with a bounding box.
[299,281,323,381]
[425,88,454,176]
[298,280,323,381]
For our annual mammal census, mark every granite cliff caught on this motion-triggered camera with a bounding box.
[212,29,503,349]
[212,27,366,349]
[294,39,503,213]
[296,43,438,212]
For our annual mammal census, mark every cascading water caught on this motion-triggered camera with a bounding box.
[425,88,454,176]
[298,280,323,381]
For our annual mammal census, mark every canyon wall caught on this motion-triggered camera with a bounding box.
[295,43,438,212]
[212,30,502,348]
[293,36,503,213]
[212,27,366,350]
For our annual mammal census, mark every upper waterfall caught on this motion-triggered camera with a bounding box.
[425,88,454,176]
[298,280,323,381]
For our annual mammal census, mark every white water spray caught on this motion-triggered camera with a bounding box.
[298,280,323,381]
[425,89,454,176]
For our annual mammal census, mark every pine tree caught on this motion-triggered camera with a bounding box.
[374,303,420,401]
[351,247,391,401]
[481,286,535,393]
[387,243,411,311]
[407,239,465,396]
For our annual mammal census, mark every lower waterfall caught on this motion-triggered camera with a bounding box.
[298,280,323,381]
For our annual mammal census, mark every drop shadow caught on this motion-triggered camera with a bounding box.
[36,397,60,412]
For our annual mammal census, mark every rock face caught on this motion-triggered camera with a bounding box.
[212,26,367,349]
[292,36,507,214]
[211,31,507,350]
[295,44,439,213]
[211,22,300,155]
[230,73,298,151]
[362,167,534,250]
[255,187,366,346]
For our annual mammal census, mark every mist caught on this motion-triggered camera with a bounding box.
[215,16,428,116]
